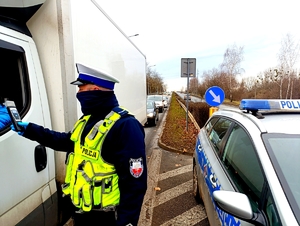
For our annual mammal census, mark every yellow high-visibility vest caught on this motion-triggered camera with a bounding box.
[62,108,127,212]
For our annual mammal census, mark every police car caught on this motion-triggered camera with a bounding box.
[193,99,300,226]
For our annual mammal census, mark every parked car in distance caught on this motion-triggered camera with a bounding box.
[146,100,159,126]
[162,96,169,108]
[147,95,164,113]
[193,99,300,226]
[184,94,191,100]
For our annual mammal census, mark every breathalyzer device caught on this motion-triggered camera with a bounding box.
[5,100,22,132]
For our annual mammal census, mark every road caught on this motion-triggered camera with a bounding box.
[176,92,203,103]
[139,106,209,226]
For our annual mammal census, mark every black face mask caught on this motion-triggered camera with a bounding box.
[76,90,118,115]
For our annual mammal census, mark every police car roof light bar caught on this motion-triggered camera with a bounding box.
[240,99,300,111]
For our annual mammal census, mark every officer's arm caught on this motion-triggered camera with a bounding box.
[22,122,73,152]
[108,117,147,226]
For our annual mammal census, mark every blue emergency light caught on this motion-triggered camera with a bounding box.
[240,99,300,111]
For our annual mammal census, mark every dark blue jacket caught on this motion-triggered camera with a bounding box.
[23,95,147,226]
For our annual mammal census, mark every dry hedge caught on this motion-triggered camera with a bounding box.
[176,93,210,128]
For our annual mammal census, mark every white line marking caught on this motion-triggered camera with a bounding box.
[160,205,207,226]
[159,164,192,181]
[154,180,193,207]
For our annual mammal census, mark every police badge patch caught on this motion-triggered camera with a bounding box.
[129,158,144,178]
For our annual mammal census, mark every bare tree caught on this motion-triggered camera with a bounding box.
[146,63,165,94]
[198,67,236,99]
[277,33,300,98]
[189,77,198,94]
[258,68,283,98]
[242,76,257,92]
[221,43,245,101]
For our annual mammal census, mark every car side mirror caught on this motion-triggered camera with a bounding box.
[213,190,267,226]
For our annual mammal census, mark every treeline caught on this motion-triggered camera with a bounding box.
[190,68,300,100]
[188,33,300,101]
[146,65,166,95]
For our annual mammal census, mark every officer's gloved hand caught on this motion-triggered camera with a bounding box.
[10,121,29,136]
[0,104,11,129]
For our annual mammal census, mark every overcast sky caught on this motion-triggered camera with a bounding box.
[98,0,300,91]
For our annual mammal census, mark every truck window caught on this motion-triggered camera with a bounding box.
[0,40,30,134]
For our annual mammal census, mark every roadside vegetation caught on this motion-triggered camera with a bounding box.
[160,92,211,154]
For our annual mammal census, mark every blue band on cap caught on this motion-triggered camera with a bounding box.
[79,74,115,89]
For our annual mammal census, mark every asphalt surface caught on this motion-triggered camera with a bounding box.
[139,106,210,226]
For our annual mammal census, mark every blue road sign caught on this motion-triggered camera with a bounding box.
[205,86,225,107]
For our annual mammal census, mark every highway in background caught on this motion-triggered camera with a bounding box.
[176,92,239,109]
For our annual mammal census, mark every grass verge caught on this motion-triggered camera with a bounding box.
[160,93,198,155]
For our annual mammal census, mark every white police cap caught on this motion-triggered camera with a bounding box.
[71,63,119,90]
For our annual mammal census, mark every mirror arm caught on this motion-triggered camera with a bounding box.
[249,211,268,226]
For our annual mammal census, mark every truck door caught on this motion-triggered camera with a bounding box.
[0,30,57,226]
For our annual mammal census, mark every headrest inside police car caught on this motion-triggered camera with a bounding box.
[71,63,120,90]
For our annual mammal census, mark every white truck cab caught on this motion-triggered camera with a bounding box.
[0,1,146,225]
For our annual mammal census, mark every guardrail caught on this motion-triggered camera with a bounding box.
[177,99,200,132]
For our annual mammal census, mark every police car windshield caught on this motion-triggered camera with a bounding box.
[263,133,300,221]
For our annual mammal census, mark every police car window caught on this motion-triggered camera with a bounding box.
[221,123,264,212]
[265,192,282,226]
[208,117,232,155]
[205,117,218,133]
[0,41,30,134]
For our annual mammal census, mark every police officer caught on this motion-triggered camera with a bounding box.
[12,63,147,226]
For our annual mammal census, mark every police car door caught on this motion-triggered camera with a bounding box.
[208,118,265,226]
[197,116,241,225]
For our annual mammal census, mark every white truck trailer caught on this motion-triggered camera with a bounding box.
[0,0,147,225]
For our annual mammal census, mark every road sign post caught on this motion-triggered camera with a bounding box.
[181,58,196,131]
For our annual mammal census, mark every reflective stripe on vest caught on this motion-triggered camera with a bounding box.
[62,108,128,212]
